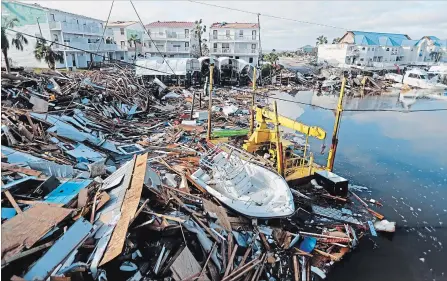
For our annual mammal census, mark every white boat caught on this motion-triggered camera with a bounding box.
[191,144,295,218]
[402,68,447,90]
[386,68,447,90]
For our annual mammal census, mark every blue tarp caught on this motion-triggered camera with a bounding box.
[1,208,17,220]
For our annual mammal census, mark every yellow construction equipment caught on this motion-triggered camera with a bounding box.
[243,101,327,181]
[243,77,347,181]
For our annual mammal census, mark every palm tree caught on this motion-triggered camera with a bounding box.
[1,17,29,73]
[34,38,64,70]
[128,34,141,62]
[316,35,328,45]
[194,19,206,56]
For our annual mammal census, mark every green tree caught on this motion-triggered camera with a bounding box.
[332,37,341,44]
[316,35,328,45]
[193,19,206,56]
[34,38,64,70]
[1,17,28,73]
[128,34,141,62]
[263,51,279,65]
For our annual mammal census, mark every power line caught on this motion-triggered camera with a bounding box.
[188,0,346,30]
[50,0,115,127]
[129,0,178,77]
[255,93,447,113]
[6,28,175,75]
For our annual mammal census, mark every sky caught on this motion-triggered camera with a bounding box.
[29,0,447,50]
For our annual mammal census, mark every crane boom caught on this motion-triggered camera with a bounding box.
[259,106,326,140]
[243,105,326,153]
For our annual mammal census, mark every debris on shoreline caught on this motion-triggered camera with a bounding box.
[1,66,392,281]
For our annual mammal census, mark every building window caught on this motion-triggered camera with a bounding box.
[252,30,256,40]
[144,42,147,47]
[371,48,374,51]
[76,19,79,25]
[386,48,390,51]
[121,56,124,60]
[213,30,218,39]
[185,42,189,48]
[50,14,55,21]
[121,41,125,47]
[185,29,189,38]
[54,34,59,42]
[360,58,364,61]
[249,57,253,63]
[251,44,256,49]
[213,43,217,49]
[239,30,243,38]
[362,47,365,50]
[226,30,230,38]
[148,42,151,47]
[367,47,370,51]
[120,28,124,35]
[235,56,240,59]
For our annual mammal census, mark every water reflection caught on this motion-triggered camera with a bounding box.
[271,91,447,281]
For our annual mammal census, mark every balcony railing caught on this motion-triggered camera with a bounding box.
[145,33,191,40]
[211,48,258,54]
[210,34,258,41]
[52,40,118,52]
[166,46,190,52]
[49,21,102,35]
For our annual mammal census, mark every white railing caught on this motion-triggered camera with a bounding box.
[143,46,167,52]
[212,48,232,54]
[146,33,191,40]
[53,41,118,52]
[234,48,258,54]
[49,21,102,35]
[210,34,258,41]
[166,46,190,52]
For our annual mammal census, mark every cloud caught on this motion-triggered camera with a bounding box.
[30,0,447,49]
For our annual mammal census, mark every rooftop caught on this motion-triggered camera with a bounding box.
[145,21,195,28]
[210,22,259,29]
[108,21,139,27]
[2,0,104,22]
[346,31,411,46]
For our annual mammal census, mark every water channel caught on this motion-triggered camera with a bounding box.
[272,90,447,281]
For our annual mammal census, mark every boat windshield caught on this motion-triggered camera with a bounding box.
[419,74,427,80]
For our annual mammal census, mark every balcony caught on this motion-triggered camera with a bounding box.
[166,46,190,53]
[210,34,258,41]
[52,39,118,52]
[49,21,102,35]
[211,48,258,55]
[144,33,191,40]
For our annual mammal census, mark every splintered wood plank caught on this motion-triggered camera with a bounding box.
[1,204,73,261]
[170,246,209,281]
[3,190,22,214]
[77,188,88,208]
[99,153,148,266]
[202,199,232,232]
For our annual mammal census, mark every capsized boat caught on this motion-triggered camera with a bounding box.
[191,143,295,218]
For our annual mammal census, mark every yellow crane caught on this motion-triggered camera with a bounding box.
[243,78,346,182]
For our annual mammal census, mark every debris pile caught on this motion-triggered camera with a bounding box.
[1,67,390,281]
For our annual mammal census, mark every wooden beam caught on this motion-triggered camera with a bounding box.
[223,244,238,278]
[3,190,22,214]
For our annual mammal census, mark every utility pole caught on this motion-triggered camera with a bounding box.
[207,63,214,140]
[257,13,262,67]
[249,68,257,136]
[327,77,346,171]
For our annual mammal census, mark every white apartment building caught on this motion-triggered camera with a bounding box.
[318,31,447,69]
[1,0,119,69]
[108,21,145,62]
[143,21,198,58]
[208,22,260,66]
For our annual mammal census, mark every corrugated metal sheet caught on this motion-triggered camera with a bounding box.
[23,218,93,281]
[45,180,92,205]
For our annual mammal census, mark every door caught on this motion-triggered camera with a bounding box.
[213,30,217,40]
[252,30,256,40]
[185,29,189,38]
